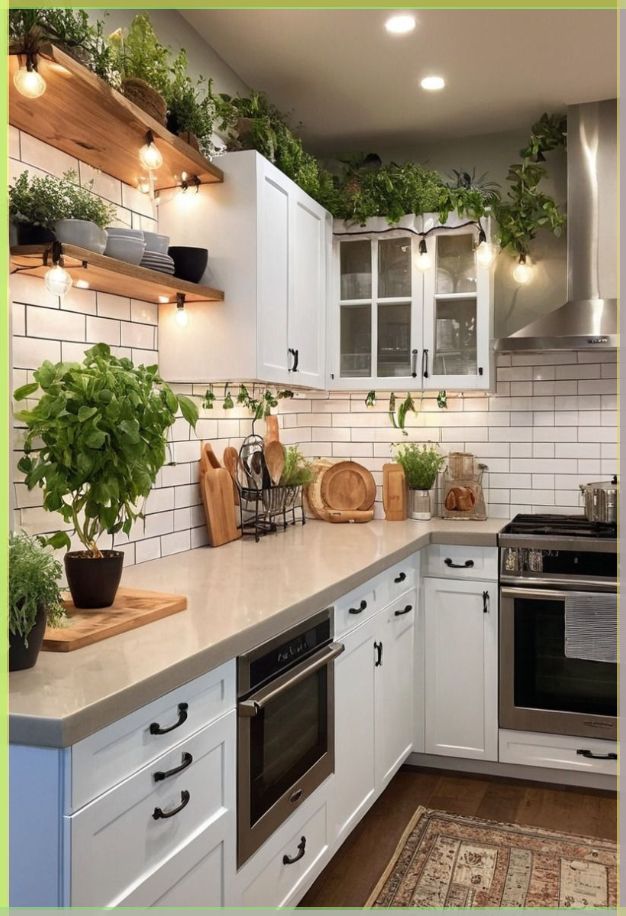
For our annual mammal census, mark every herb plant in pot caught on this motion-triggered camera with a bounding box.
[53,171,116,254]
[9,170,64,245]
[9,532,65,671]
[393,443,446,520]
[107,16,171,123]
[14,344,198,609]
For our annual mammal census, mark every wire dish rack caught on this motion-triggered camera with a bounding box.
[237,430,305,541]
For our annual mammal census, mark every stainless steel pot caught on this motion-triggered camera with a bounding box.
[579,476,618,523]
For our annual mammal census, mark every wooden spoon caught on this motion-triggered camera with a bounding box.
[264,440,285,486]
[264,415,280,445]
[222,446,240,506]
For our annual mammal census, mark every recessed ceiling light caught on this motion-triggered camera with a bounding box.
[421,75,445,91]
[385,14,416,34]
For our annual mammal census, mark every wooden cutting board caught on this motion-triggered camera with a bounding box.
[383,463,407,521]
[321,461,376,511]
[42,588,187,652]
[305,459,333,519]
[326,508,374,524]
[202,466,241,547]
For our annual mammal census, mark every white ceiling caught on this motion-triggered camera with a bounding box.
[183,9,617,153]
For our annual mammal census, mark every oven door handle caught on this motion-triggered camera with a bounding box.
[238,642,345,717]
[500,586,615,602]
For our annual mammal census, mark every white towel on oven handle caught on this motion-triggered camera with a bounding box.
[564,592,617,664]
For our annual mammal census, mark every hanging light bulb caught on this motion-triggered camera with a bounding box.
[416,236,431,271]
[139,131,163,171]
[45,264,73,298]
[137,175,152,195]
[13,56,46,99]
[475,227,497,268]
[175,293,188,327]
[513,253,533,285]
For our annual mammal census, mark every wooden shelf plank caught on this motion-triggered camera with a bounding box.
[9,45,223,191]
[10,244,224,304]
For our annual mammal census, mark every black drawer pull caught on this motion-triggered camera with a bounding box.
[394,572,407,583]
[374,641,383,667]
[153,752,193,782]
[153,790,190,820]
[349,599,367,615]
[283,836,306,865]
[444,558,474,569]
[482,591,490,614]
[577,749,617,761]
[394,604,413,617]
[150,703,188,735]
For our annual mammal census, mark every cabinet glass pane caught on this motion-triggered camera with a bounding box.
[377,302,411,377]
[341,304,371,377]
[433,298,477,376]
[340,240,371,300]
[436,234,476,294]
[378,237,411,298]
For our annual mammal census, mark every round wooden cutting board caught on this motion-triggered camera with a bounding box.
[320,461,376,511]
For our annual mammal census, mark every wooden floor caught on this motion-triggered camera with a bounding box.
[301,766,617,907]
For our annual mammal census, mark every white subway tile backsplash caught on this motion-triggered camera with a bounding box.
[27,305,85,341]
[11,273,58,309]
[20,132,78,177]
[121,321,155,350]
[86,315,120,346]
[97,293,131,321]
[130,300,159,325]
[13,335,61,369]
[12,303,25,336]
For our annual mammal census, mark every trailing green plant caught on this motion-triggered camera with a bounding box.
[280,446,313,487]
[393,442,445,490]
[166,50,217,155]
[236,384,294,420]
[9,170,116,230]
[9,532,65,644]
[9,8,96,61]
[107,14,172,95]
[14,344,198,558]
[365,390,376,408]
[389,392,416,436]
[223,383,234,409]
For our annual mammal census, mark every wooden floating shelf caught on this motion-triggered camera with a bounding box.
[9,44,223,191]
[10,244,224,304]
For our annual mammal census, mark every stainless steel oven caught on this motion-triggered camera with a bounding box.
[499,516,617,742]
[237,609,344,867]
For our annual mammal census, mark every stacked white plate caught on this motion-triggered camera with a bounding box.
[140,232,175,274]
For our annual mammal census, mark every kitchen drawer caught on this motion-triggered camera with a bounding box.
[70,659,235,811]
[68,710,235,906]
[384,586,417,625]
[499,729,618,777]
[375,557,417,609]
[239,795,330,907]
[423,545,497,581]
[334,580,377,637]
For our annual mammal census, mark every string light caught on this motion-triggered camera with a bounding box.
[416,236,431,271]
[13,55,46,99]
[475,226,497,268]
[513,253,533,285]
[44,243,72,299]
[139,130,163,171]
[175,293,189,327]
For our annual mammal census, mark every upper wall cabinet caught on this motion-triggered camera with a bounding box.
[328,215,494,391]
[158,151,330,388]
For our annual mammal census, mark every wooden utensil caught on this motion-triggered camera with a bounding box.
[200,441,221,474]
[305,459,333,519]
[383,463,407,521]
[202,467,241,547]
[321,461,376,512]
[326,508,374,524]
[264,441,285,486]
[264,415,280,445]
[222,446,241,506]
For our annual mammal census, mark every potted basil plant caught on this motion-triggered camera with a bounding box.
[393,442,446,520]
[9,532,65,671]
[14,344,198,609]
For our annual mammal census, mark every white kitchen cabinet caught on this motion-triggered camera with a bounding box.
[329,215,493,391]
[424,576,498,761]
[158,150,329,388]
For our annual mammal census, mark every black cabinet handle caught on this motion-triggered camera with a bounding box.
[422,348,429,379]
[411,349,418,378]
[482,591,489,614]
[153,752,193,782]
[149,702,188,735]
[349,599,367,615]
[394,572,407,584]
[444,558,474,569]
[153,790,190,820]
[577,749,617,761]
[283,836,306,865]
[394,604,413,617]
[374,641,383,667]
[288,348,299,372]
[478,367,484,376]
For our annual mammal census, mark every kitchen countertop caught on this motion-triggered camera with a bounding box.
[9,517,504,748]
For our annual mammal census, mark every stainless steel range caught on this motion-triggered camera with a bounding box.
[498,514,617,742]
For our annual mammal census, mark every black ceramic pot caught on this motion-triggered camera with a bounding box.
[9,604,47,671]
[168,246,208,283]
[65,550,124,609]
[15,223,56,245]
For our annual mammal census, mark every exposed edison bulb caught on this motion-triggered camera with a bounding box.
[175,305,189,328]
[139,137,163,171]
[475,241,497,268]
[14,64,46,99]
[416,237,431,271]
[44,264,73,299]
[513,255,533,285]
[137,176,152,195]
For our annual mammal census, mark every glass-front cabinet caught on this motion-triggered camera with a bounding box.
[330,215,493,391]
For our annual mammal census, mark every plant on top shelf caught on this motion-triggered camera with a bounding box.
[14,344,199,609]
[280,446,314,487]
[107,15,173,123]
[165,49,217,155]
[9,532,66,671]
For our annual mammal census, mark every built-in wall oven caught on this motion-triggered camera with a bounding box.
[499,515,617,744]
[237,609,344,867]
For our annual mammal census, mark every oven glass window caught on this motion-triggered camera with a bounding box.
[249,667,327,825]
[513,597,616,716]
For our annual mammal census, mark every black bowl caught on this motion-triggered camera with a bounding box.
[168,246,209,284]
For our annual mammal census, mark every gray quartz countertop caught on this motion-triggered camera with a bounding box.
[9,517,504,748]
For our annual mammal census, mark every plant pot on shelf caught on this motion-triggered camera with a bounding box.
[12,222,56,246]
[9,604,47,671]
[65,550,124,609]
[408,487,434,521]
[122,78,167,125]
[54,219,107,254]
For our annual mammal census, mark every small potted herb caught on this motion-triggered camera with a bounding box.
[166,50,217,154]
[9,532,65,671]
[393,443,446,520]
[14,344,198,609]
[107,15,172,123]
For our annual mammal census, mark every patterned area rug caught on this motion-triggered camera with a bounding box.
[367,807,617,908]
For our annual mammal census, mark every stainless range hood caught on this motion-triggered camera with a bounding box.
[495,100,618,351]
